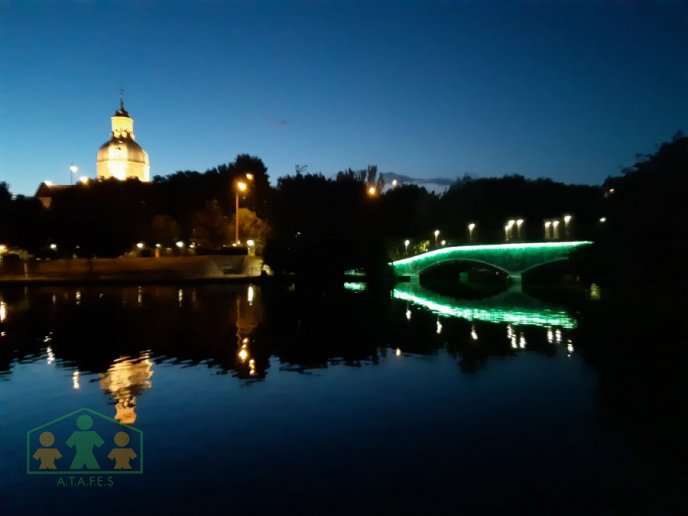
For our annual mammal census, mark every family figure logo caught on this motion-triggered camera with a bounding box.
[26,408,143,475]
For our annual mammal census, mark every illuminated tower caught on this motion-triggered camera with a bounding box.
[96,96,150,182]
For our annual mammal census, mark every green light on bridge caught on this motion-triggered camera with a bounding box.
[393,241,592,268]
[392,286,577,328]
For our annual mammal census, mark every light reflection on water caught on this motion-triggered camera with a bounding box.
[0,283,660,514]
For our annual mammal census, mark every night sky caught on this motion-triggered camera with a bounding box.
[1,1,686,195]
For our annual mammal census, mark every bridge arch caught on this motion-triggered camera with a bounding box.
[392,241,592,286]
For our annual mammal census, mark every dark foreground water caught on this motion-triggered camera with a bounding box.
[0,283,685,515]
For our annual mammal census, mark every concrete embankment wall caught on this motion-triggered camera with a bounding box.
[0,256,263,284]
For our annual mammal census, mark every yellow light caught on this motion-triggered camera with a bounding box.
[434,229,440,237]
[544,221,551,227]
[367,185,377,196]
[246,239,255,247]
[72,370,80,390]
[0,244,7,253]
[440,240,446,246]
[404,239,410,246]
[50,244,57,250]
[517,219,524,226]
[175,241,185,248]
[552,220,560,227]
[392,179,398,187]
[395,348,401,357]
[0,301,6,323]
[564,215,572,224]
[468,223,476,230]
[238,348,249,362]
[245,173,254,181]
[136,242,144,249]
[599,217,606,223]
[507,220,515,227]
[79,176,89,185]
[237,181,248,192]
[247,285,254,304]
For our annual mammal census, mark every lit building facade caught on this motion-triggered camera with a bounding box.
[96,100,150,182]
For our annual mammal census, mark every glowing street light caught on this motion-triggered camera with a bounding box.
[175,241,185,248]
[468,222,476,242]
[440,240,446,246]
[69,165,78,185]
[563,214,572,238]
[505,220,515,241]
[516,219,524,240]
[235,179,249,244]
[434,229,440,247]
[544,220,552,239]
[404,239,410,255]
[367,185,377,197]
[136,242,144,249]
[552,220,560,239]
[392,179,398,187]
[599,217,607,223]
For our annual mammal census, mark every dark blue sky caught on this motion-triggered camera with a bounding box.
[1,1,686,195]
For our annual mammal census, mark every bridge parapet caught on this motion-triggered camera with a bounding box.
[392,241,592,278]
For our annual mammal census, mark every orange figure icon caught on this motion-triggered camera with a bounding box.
[32,431,62,469]
[107,431,137,470]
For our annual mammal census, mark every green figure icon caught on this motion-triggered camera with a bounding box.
[107,431,137,470]
[32,431,62,469]
[66,415,104,469]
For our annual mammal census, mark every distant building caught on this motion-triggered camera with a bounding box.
[35,182,69,209]
[96,98,150,182]
[34,98,151,208]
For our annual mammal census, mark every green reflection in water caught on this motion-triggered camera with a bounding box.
[344,282,368,292]
[393,282,577,328]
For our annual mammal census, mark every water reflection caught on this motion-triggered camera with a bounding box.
[0,283,579,384]
[99,352,154,424]
[393,282,577,328]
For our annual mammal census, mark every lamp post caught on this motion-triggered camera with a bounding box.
[544,220,552,240]
[505,220,515,241]
[516,219,524,240]
[468,223,476,243]
[552,220,560,240]
[434,229,440,247]
[563,215,572,239]
[69,165,78,185]
[235,180,248,245]
[404,239,410,255]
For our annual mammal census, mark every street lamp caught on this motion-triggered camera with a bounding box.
[468,223,476,242]
[505,220,515,241]
[599,217,607,223]
[235,180,248,245]
[434,229,440,247]
[367,185,377,197]
[544,220,552,239]
[516,219,524,240]
[404,239,410,255]
[563,214,572,239]
[552,220,560,239]
[69,165,78,185]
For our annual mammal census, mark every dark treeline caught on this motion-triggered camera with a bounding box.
[1,135,686,296]
[0,154,271,257]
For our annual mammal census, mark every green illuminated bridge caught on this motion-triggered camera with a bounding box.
[392,241,593,282]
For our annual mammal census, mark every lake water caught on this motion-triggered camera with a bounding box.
[0,283,684,515]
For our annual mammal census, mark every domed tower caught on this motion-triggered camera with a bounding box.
[96,97,150,182]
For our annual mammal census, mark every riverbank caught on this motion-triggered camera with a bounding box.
[0,255,264,285]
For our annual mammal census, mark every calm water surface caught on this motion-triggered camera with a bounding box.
[0,284,683,515]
